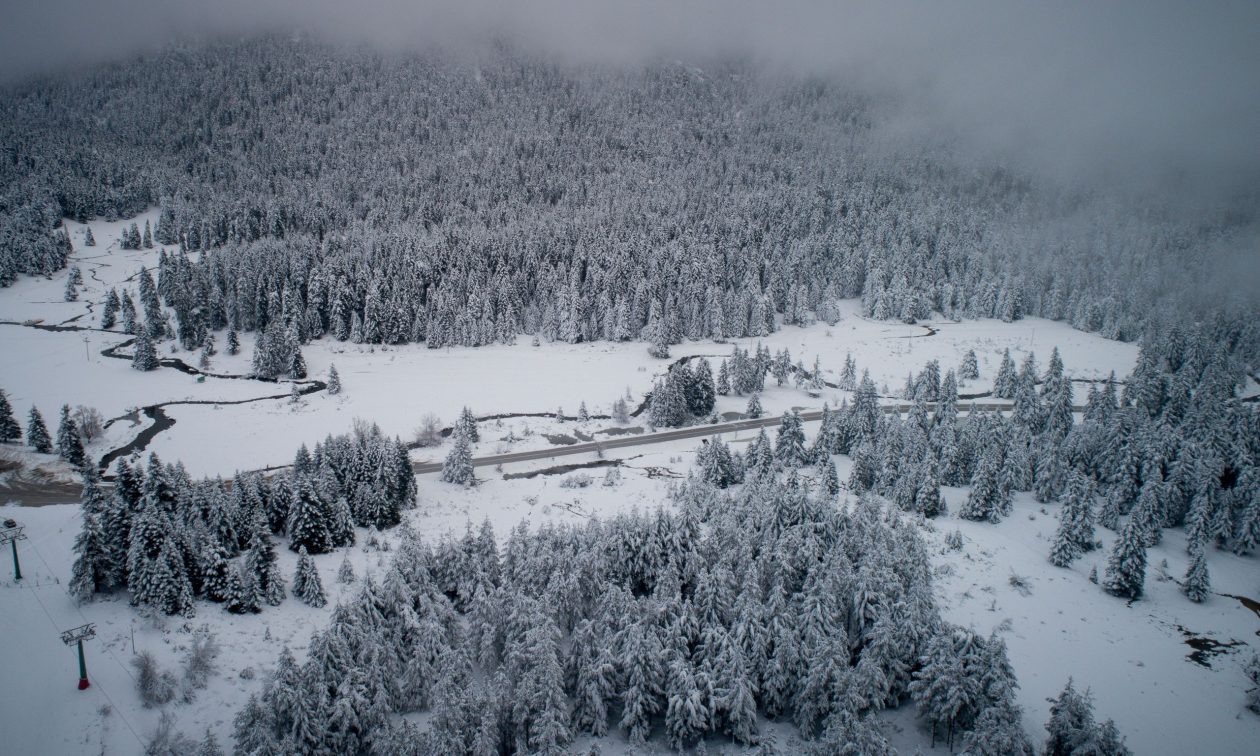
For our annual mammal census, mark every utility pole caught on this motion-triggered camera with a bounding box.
[0,523,26,580]
[60,623,97,690]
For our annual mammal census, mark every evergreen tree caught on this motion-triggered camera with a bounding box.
[26,406,52,453]
[292,547,327,607]
[337,549,356,584]
[132,328,158,371]
[69,506,111,601]
[287,473,332,555]
[247,513,286,606]
[327,364,342,395]
[457,406,480,442]
[83,227,95,247]
[685,358,717,416]
[716,359,731,395]
[775,409,808,467]
[0,389,20,443]
[960,440,1005,523]
[226,328,240,355]
[839,352,858,390]
[993,349,1017,398]
[56,404,86,467]
[289,349,307,379]
[1182,544,1210,603]
[960,349,980,381]
[746,392,763,419]
[1102,513,1147,600]
[442,429,475,486]
[120,293,137,334]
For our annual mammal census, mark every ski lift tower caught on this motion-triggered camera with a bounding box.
[60,623,97,690]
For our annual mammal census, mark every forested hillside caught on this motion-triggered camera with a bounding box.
[2,37,1256,358]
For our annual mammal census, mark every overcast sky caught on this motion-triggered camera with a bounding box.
[3,0,1259,196]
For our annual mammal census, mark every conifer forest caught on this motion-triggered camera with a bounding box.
[0,3,1258,754]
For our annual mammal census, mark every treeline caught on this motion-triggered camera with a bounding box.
[2,37,1257,361]
[69,423,415,616]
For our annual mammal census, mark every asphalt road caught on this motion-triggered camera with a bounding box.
[412,401,1083,474]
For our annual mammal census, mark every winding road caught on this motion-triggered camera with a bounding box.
[411,400,1082,475]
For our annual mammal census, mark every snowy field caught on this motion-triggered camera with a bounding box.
[1,212,1255,754]
[1,211,1140,479]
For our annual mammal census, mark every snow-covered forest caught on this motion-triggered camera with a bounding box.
[1,20,1259,756]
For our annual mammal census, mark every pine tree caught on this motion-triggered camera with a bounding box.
[457,406,480,442]
[26,406,52,453]
[1102,514,1147,600]
[247,514,286,606]
[775,409,807,467]
[441,429,475,486]
[69,508,111,601]
[746,392,763,419]
[289,349,307,379]
[292,547,327,607]
[83,227,95,247]
[821,458,841,498]
[327,364,342,395]
[120,293,137,334]
[1182,544,1210,603]
[100,288,119,329]
[132,328,158,371]
[960,440,1005,523]
[717,359,731,395]
[961,349,980,381]
[226,328,240,355]
[993,349,1017,398]
[0,389,20,443]
[56,404,86,467]
[337,550,356,584]
[287,473,332,555]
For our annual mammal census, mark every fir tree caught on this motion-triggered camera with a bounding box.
[775,409,808,467]
[292,547,327,607]
[993,349,1017,398]
[247,513,286,606]
[457,406,480,442]
[56,404,86,467]
[83,227,95,247]
[717,359,731,395]
[132,328,158,371]
[337,550,356,584]
[960,349,980,381]
[327,363,342,395]
[120,293,137,334]
[69,508,111,601]
[287,473,332,555]
[1182,545,1210,603]
[26,406,52,453]
[442,429,475,486]
[0,389,20,443]
[1102,514,1147,600]
[100,288,119,329]
[289,349,307,379]
[226,328,240,355]
[746,392,763,419]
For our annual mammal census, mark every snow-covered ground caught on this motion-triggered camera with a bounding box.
[0,211,1140,479]
[3,212,1252,754]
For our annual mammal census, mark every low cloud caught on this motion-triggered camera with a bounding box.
[4,0,1259,196]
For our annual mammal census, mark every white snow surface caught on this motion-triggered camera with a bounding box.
[2,212,1255,754]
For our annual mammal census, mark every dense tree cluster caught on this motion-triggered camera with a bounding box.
[3,38,1255,360]
[69,423,415,614]
[234,464,1040,754]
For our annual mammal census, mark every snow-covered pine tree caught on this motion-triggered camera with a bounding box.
[26,406,52,453]
[287,473,332,555]
[0,389,20,443]
[69,502,111,602]
[993,349,1017,398]
[960,439,1005,523]
[775,409,808,467]
[1182,544,1210,603]
[337,549,355,584]
[457,406,479,442]
[132,328,158,371]
[746,392,763,419]
[1102,512,1147,600]
[56,404,86,468]
[226,328,240,355]
[441,429,475,486]
[83,227,95,246]
[960,349,980,381]
[292,547,327,607]
[247,512,286,606]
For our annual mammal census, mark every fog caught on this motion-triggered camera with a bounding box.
[3,0,1259,196]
